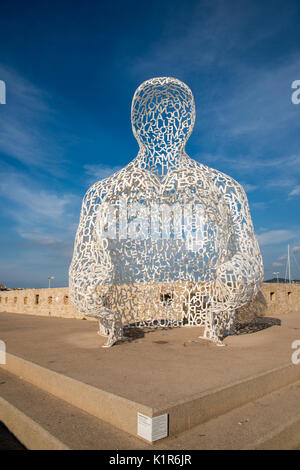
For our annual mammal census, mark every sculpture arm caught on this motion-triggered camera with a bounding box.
[69,182,113,316]
[216,179,264,306]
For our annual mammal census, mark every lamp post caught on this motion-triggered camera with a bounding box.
[48,276,54,288]
[273,272,279,283]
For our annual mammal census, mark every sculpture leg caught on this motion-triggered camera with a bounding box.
[199,309,235,346]
[102,312,125,348]
[225,309,236,336]
[98,319,110,337]
[199,312,224,346]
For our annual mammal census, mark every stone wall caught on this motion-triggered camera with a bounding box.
[0,287,85,320]
[0,283,299,321]
[234,283,300,323]
[260,283,300,315]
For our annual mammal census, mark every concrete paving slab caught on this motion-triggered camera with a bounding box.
[0,311,299,408]
[1,368,300,450]
[1,311,300,442]
[0,369,151,450]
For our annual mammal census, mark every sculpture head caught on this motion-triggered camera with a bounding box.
[131,77,195,154]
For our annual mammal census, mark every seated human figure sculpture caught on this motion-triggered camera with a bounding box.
[69,77,264,347]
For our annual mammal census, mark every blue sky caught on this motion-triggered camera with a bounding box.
[1,0,300,288]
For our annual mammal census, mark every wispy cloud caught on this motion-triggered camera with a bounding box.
[0,169,79,259]
[127,0,300,145]
[129,1,285,79]
[0,175,71,220]
[257,229,298,246]
[250,201,269,210]
[266,177,298,189]
[127,1,300,199]
[288,185,300,197]
[84,163,122,183]
[241,182,257,193]
[203,153,300,175]
[0,64,65,172]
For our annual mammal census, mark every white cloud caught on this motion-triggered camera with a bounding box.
[18,232,59,246]
[272,262,283,267]
[84,163,122,181]
[0,173,73,219]
[288,185,300,197]
[250,201,268,210]
[241,183,257,193]
[257,229,297,246]
[210,153,300,175]
[0,64,65,172]
[129,1,283,79]
[126,0,300,156]
[266,177,297,188]
[0,169,79,259]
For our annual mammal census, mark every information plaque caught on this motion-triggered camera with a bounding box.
[137,412,168,442]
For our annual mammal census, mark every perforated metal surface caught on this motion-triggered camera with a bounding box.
[69,77,263,347]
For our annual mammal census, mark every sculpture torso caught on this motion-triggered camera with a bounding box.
[95,157,234,286]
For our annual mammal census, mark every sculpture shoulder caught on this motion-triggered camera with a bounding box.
[82,166,130,205]
[83,161,152,202]
[192,160,246,199]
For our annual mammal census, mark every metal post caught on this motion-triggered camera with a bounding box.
[288,244,292,283]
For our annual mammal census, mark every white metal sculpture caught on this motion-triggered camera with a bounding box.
[69,77,264,347]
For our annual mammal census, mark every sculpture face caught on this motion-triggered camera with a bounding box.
[131,77,195,156]
[69,76,264,347]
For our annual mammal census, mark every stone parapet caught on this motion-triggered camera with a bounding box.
[0,287,82,319]
[0,283,299,321]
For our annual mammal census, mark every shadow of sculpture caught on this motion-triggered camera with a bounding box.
[119,322,175,344]
[235,290,268,322]
[234,291,281,335]
[122,326,145,343]
[234,316,281,335]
